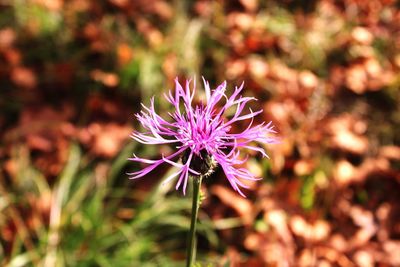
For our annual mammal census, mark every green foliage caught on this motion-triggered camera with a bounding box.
[300,175,316,210]
[1,143,218,267]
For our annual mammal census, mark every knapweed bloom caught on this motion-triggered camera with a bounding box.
[129,78,278,196]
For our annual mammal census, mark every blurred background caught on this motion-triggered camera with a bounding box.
[0,0,400,266]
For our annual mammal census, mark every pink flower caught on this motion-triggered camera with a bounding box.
[129,78,279,196]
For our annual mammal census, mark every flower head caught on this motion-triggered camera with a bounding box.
[129,78,279,196]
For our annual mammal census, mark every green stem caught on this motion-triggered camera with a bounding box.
[186,175,203,267]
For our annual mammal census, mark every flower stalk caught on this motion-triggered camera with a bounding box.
[186,175,203,267]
